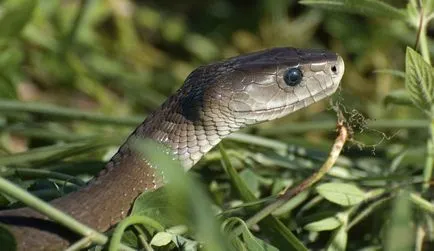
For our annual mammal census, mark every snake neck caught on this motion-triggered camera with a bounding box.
[123,92,244,169]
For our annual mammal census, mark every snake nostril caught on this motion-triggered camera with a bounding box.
[331,65,337,74]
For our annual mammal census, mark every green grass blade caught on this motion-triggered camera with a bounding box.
[219,144,308,251]
[300,0,407,20]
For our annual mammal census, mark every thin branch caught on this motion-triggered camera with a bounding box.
[414,4,424,49]
[237,113,349,233]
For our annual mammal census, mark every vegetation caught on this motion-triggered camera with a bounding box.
[0,0,433,250]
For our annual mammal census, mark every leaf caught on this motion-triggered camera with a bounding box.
[325,211,350,251]
[184,33,219,61]
[300,0,407,20]
[0,44,24,99]
[150,232,173,247]
[239,169,261,197]
[0,0,37,39]
[219,145,256,201]
[0,100,143,125]
[405,47,434,115]
[0,76,16,99]
[244,234,279,251]
[316,183,365,206]
[406,1,419,27]
[374,69,406,78]
[384,90,414,106]
[273,191,310,216]
[0,139,115,166]
[172,235,199,251]
[304,216,342,232]
[0,224,16,251]
[116,230,139,249]
[410,192,434,214]
[219,145,308,251]
[131,188,173,224]
[224,218,279,251]
[384,191,414,251]
[108,215,165,251]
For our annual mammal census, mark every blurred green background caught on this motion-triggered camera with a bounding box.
[0,0,414,124]
[0,0,433,250]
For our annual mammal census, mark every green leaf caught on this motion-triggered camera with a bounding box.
[374,69,406,78]
[219,145,257,201]
[428,0,434,15]
[131,188,173,225]
[405,47,434,116]
[300,0,407,20]
[0,139,115,166]
[244,234,279,251]
[115,229,139,249]
[0,224,16,251]
[219,145,308,251]
[239,169,261,197]
[325,211,350,251]
[0,0,37,39]
[109,215,165,251]
[0,76,16,99]
[406,1,420,27]
[171,235,199,251]
[0,44,24,99]
[410,192,434,214]
[0,100,143,126]
[384,191,414,251]
[316,183,365,206]
[224,218,279,251]
[150,232,173,247]
[184,33,219,61]
[304,216,342,232]
[384,90,414,106]
[273,191,310,216]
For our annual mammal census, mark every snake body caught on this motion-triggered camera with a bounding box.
[0,47,344,250]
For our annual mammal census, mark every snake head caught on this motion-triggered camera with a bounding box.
[214,47,345,125]
[149,47,344,167]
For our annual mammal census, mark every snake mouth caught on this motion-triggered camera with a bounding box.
[231,83,340,116]
[232,101,297,115]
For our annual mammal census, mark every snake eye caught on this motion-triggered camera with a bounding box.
[284,68,303,86]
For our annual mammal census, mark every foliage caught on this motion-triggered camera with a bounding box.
[0,0,434,250]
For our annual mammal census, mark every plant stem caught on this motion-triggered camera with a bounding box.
[410,192,434,213]
[0,177,108,246]
[64,236,93,251]
[11,168,86,187]
[240,116,348,232]
[419,20,431,64]
[423,120,434,191]
[109,215,165,251]
[418,0,432,63]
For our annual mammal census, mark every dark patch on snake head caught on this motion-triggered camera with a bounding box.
[177,47,345,127]
[180,88,204,122]
[178,65,214,122]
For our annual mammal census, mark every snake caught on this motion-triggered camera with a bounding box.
[0,47,344,250]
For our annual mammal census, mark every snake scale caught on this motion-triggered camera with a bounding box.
[0,47,344,250]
